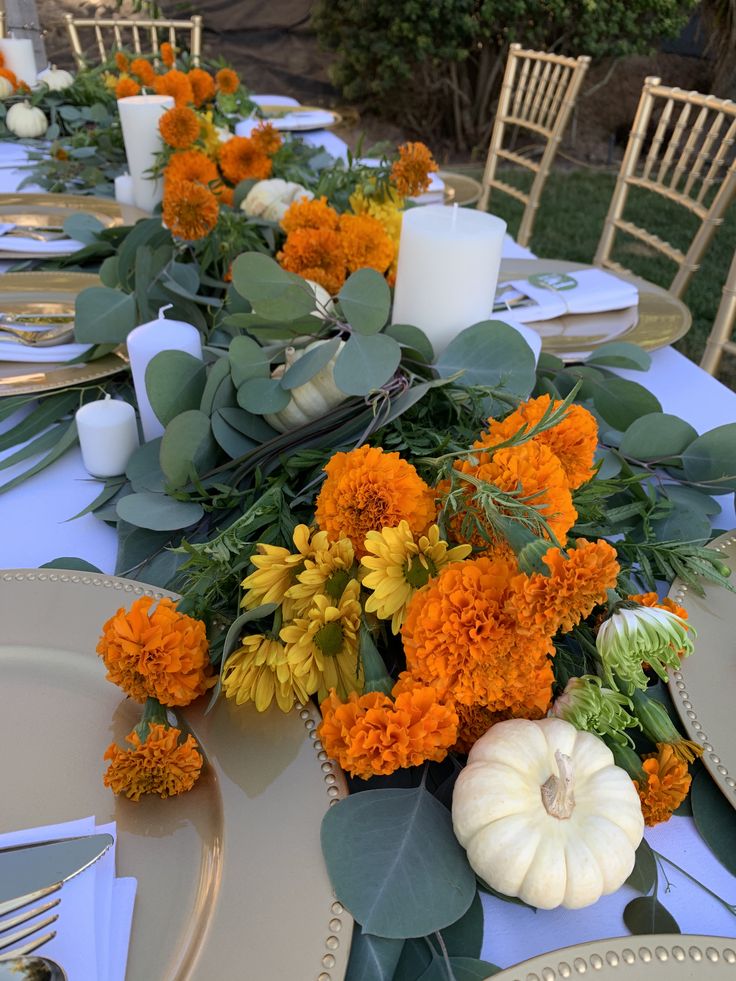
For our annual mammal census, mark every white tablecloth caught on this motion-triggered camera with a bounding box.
[0,137,735,971]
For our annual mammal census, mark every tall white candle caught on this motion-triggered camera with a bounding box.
[126,306,203,441]
[76,396,140,478]
[391,205,507,356]
[0,38,37,87]
[117,95,174,213]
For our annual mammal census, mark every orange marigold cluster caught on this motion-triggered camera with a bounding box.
[164,148,219,186]
[629,591,688,622]
[475,394,598,490]
[277,227,346,295]
[635,744,692,826]
[390,141,438,196]
[96,596,214,706]
[215,67,239,94]
[218,135,272,183]
[115,52,129,72]
[115,75,141,99]
[188,67,215,106]
[0,66,18,90]
[281,196,339,234]
[339,213,395,274]
[130,57,156,86]
[160,41,175,68]
[154,68,193,107]
[163,178,220,240]
[159,105,201,149]
[315,445,436,558]
[104,723,203,801]
[318,677,458,779]
[251,121,282,155]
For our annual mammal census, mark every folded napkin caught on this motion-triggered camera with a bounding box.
[0,816,136,981]
[495,267,639,324]
[0,222,85,255]
[268,109,336,130]
[0,338,92,363]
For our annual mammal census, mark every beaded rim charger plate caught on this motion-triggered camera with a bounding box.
[257,105,343,131]
[488,934,736,979]
[497,259,691,362]
[667,529,736,811]
[0,272,127,396]
[0,570,351,980]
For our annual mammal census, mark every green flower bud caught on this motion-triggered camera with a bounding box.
[596,605,694,693]
[630,688,703,764]
[550,675,638,746]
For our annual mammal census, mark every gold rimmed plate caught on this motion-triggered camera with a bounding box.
[668,530,736,810]
[497,259,691,362]
[258,105,343,131]
[0,272,127,396]
[0,570,351,980]
[441,171,483,207]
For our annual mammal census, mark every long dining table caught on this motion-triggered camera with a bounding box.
[0,130,735,972]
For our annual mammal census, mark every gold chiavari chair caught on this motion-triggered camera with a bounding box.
[700,247,736,374]
[477,43,591,248]
[594,76,736,301]
[0,12,5,38]
[63,13,203,69]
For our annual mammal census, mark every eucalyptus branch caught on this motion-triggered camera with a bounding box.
[653,850,736,916]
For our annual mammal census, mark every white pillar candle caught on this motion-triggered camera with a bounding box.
[114,173,135,206]
[126,306,203,441]
[117,95,174,213]
[0,38,38,87]
[391,205,507,356]
[76,396,140,478]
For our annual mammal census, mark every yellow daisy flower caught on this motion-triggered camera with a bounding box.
[221,633,312,712]
[199,111,222,158]
[285,536,357,614]
[240,525,325,618]
[280,579,363,701]
[361,522,472,634]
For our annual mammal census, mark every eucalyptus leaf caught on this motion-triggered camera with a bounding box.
[333,332,401,396]
[619,413,698,462]
[681,424,736,495]
[212,412,258,458]
[200,357,236,416]
[281,336,340,390]
[0,426,70,474]
[436,321,536,397]
[0,390,77,452]
[231,252,315,321]
[99,255,119,288]
[40,557,103,572]
[320,785,476,939]
[660,484,721,516]
[228,335,271,387]
[74,286,137,343]
[116,491,204,531]
[385,323,435,363]
[159,409,216,488]
[586,342,651,370]
[114,520,172,577]
[592,377,662,432]
[625,840,657,894]
[237,377,291,414]
[126,438,164,492]
[338,268,391,334]
[345,926,404,981]
[146,351,207,427]
[219,406,279,442]
[691,767,736,876]
[62,213,105,245]
[66,478,126,520]
[417,957,501,980]
[623,896,680,935]
[649,502,711,545]
[0,420,77,496]
[594,447,622,479]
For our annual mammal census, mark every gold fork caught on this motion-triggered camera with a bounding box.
[0,883,61,960]
[0,323,75,346]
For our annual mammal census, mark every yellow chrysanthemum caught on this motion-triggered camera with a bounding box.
[361,521,471,634]
[349,185,404,282]
[240,524,325,618]
[280,579,363,701]
[221,633,312,712]
[199,111,222,158]
[285,536,357,615]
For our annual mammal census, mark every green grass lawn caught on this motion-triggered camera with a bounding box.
[468,167,736,390]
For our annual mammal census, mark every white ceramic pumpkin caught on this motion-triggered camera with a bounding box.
[264,339,346,432]
[0,75,14,100]
[451,717,644,910]
[6,101,48,138]
[37,65,75,91]
[241,178,314,223]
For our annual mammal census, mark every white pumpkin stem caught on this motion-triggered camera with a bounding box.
[540,750,575,820]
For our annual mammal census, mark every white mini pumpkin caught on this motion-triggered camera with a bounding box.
[6,101,48,138]
[241,178,314,223]
[37,65,75,91]
[0,75,14,100]
[452,717,644,910]
[264,339,346,432]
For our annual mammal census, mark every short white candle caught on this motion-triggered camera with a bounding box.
[126,306,203,441]
[391,205,507,356]
[0,38,37,87]
[76,396,140,478]
[117,95,174,213]
[114,173,136,207]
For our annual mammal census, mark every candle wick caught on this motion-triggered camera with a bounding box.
[158,303,174,319]
[451,202,458,231]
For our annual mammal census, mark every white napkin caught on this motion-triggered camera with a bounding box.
[495,268,639,323]
[0,222,85,255]
[268,109,336,130]
[0,816,136,981]
[0,338,92,363]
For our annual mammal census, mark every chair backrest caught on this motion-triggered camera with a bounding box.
[477,43,591,248]
[63,13,203,69]
[0,12,5,38]
[700,247,736,374]
[594,76,736,300]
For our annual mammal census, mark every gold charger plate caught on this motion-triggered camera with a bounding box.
[487,935,736,980]
[497,259,691,362]
[440,171,483,207]
[0,570,351,980]
[0,272,127,396]
[0,193,147,259]
[668,529,736,810]
[258,104,343,131]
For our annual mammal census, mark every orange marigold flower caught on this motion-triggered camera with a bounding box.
[318,677,458,779]
[160,41,175,68]
[339,213,395,274]
[115,75,141,99]
[115,51,129,72]
[104,723,203,801]
[215,67,239,94]
[153,69,193,107]
[163,178,220,240]
[164,148,219,187]
[476,394,598,490]
[453,702,517,755]
[315,445,436,558]
[216,183,234,206]
[390,141,438,196]
[52,146,69,162]
[0,67,17,89]
[188,67,216,107]
[277,226,346,295]
[635,743,691,826]
[0,51,5,68]
[159,105,201,149]
[629,591,688,622]
[281,196,339,234]
[130,57,156,86]
[251,121,282,155]
[402,553,556,714]
[96,596,214,706]
[218,136,272,183]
